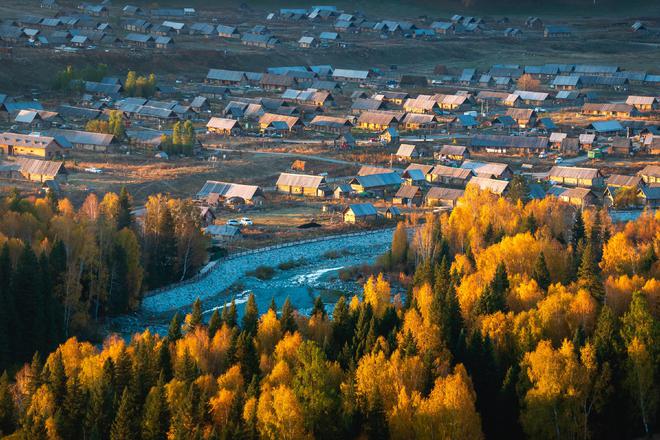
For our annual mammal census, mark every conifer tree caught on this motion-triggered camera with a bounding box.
[142,376,169,440]
[14,244,45,360]
[110,388,137,440]
[188,298,203,331]
[0,372,15,435]
[312,296,326,318]
[117,186,133,230]
[578,241,604,301]
[223,299,238,328]
[167,312,182,341]
[242,294,258,335]
[280,297,297,334]
[207,309,221,338]
[532,252,551,291]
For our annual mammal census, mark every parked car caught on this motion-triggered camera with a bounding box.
[240,217,253,226]
[554,157,563,164]
[226,219,240,226]
[85,167,103,174]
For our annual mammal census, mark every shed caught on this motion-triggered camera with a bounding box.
[343,203,378,223]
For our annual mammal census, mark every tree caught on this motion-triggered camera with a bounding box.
[517,73,541,91]
[476,263,509,315]
[292,342,340,439]
[14,243,45,359]
[578,242,604,301]
[142,377,169,440]
[242,294,259,336]
[532,252,551,291]
[280,297,297,334]
[167,312,182,341]
[506,175,529,203]
[0,372,15,435]
[186,298,203,332]
[117,187,133,230]
[208,309,221,338]
[391,222,408,267]
[110,388,137,440]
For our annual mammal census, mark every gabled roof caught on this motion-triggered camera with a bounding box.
[206,117,239,130]
[197,180,261,200]
[352,172,403,188]
[606,174,642,188]
[277,172,325,189]
[396,144,417,157]
[430,165,473,179]
[395,185,420,199]
[467,177,509,195]
[332,68,370,80]
[206,68,246,82]
[17,157,65,178]
[345,203,377,216]
[426,186,465,201]
[638,165,660,178]
[461,160,510,178]
[548,165,601,180]
[45,128,113,146]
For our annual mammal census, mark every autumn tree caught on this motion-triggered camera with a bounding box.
[517,73,541,91]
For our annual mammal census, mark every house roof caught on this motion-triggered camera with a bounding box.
[548,165,601,180]
[345,203,378,216]
[470,134,548,151]
[352,172,403,188]
[276,172,325,189]
[461,160,510,178]
[0,132,65,150]
[626,96,657,106]
[467,177,509,195]
[332,68,370,80]
[583,103,635,114]
[430,165,473,179]
[426,186,465,201]
[17,157,65,178]
[404,163,433,175]
[606,174,642,187]
[589,121,623,133]
[206,117,239,130]
[197,180,261,201]
[638,165,660,178]
[396,144,417,157]
[357,112,396,126]
[552,75,581,86]
[206,68,246,82]
[395,185,420,199]
[45,129,113,146]
[439,145,467,156]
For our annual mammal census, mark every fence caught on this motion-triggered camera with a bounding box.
[144,227,394,297]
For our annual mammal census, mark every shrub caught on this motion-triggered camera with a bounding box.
[247,265,275,280]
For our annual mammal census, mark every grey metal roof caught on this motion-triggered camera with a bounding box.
[346,203,377,216]
[197,180,261,200]
[206,69,246,82]
[277,172,325,189]
[352,172,403,188]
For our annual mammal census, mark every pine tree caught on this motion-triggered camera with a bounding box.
[532,252,551,291]
[117,186,133,230]
[110,388,137,440]
[269,297,277,313]
[109,243,130,315]
[188,298,203,331]
[280,297,297,334]
[49,351,67,406]
[391,222,408,267]
[312,296,326,318]
[14,244,45,360]
[477,263,509,315]
[174,347,199,383]
[364,391,389,440]
[234,332,259,383]
[167,312,182,341]
[61,376,86,439]
[85,357,116,440]
[0,372,15,435]
[572,211,585,249]
[223,299,238,328]
[0,245,13,369]
[208,309,221,338]
[578,241,604,301]
[142,376,169,440]
[242,294,258,335]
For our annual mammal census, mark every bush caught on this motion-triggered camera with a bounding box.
[323,249,352,260]
[247,265,275,280]
[278,259,305,270]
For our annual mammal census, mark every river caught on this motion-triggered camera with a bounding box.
[110,228,395,337]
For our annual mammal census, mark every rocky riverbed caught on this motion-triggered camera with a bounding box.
[110,228,394,337]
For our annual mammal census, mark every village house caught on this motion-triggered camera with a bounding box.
[467,177,510,196]
[551,186,596,209]
[356,112,398,131]
[624,96,658,112]
[196,181,265,206]
[309,115,352,134]
[608,137,633,156]
[637,165,660,184]
[343,203,378,224]
[425,186,465,208]
[204,225,242,242]
[402,113,437,131]
[276,172,328,196]
[298,36,316,48]
[17,157,67,183]
[45,129,113,152]
[469,135,548,155]
[258,113,303,134]
[606,174,643,190]
[427,165,472,187]
[332,68,371,83]
[206,69,247,86]
[461,160,513,180]
[206,117,242,135]
[393,185,423,206]
[217,25,240,39]
[403,96,439,114]
[396,144,421,160]
[0,132,67,159]
[14,110,61,130]
[334,183,353,199]
[505,108,537,128]
[349,172,403,196]
[437,145,470,162]
[582,103,638,118]
[260,74,296,91]
[552,75,582,90]
[547,166,604,188]
[373,91,409,106]
[544,25,572,38]
[637,186,660,208]
[579,134,596,150]
[351,98,385,114]
[401,168,428,186]
[379,127,400,145]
